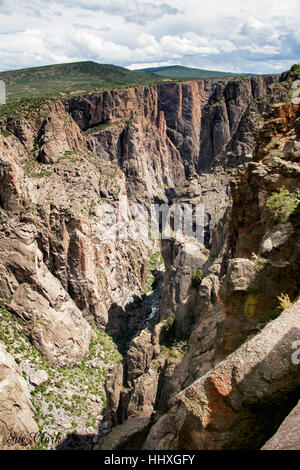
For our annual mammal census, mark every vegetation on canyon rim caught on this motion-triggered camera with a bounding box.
[0,61,247,104]
[0,62,165,103]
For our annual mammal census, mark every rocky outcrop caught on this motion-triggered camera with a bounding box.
[8,281,93,367]
[2,100,85,161]
[0,134,26,214]
[158,100,300,412]
[143,301,300,450]
[28,369,49,387]
[0,343,38,450]
[158,237,207,337]
[0,99,160,368]
[102,71,300,448]
[224,101,300,353]
[95,417,152,451]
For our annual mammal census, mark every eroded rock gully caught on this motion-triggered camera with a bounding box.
[0,69,299,450]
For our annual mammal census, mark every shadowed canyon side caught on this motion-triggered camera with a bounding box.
[0,66,299,450]
[96,68,300,449]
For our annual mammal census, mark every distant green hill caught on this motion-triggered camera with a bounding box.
[140,65,243,79]
[0,61,164,103]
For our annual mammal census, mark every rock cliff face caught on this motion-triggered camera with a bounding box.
[0,100,160,354]
[0,67,299,450]
[65,75,279,177]
[143,302,300,450]
[100,70,300,449]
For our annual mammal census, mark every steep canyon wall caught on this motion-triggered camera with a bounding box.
[1,69,299,450]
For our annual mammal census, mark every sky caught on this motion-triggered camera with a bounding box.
[0,0,299,74]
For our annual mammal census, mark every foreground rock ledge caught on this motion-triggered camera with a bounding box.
[142,301,300,450]
[262,399,300,450]
[0,343,38,450]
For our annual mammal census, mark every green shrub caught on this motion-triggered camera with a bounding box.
[0,129,10,137]
[166,316,174,329]
[290,64,300,73]
[266,187,299,224]
[191,268,203,288]
[277,293,292,310]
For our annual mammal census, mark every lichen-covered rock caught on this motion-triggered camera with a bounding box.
[143,301,300,450]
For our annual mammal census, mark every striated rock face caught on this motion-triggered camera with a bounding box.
[0,343,38,450]
[87,116,185,204]
[224,101,300,353]
[0,99,159,368]
[198,76,277,171]
[102,72,300,449]
[143,302,300,450]
[1,68,299,451]
[66,76,279,178]
[102,75,291,427]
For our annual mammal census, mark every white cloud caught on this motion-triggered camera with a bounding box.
[51,0,179,25]
[0,0,299,73]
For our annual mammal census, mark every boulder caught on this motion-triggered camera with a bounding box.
[29,369,49,387]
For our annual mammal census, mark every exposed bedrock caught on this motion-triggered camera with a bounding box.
[0,100,159,368]
[102,81,300,450]
[143,302,300,450]
[65,75,280,178]
[1,69,299,450]
[262,399,300,450]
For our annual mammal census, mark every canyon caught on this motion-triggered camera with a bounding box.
[0,66,299,450]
